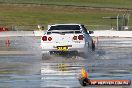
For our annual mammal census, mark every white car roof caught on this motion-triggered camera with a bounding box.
[49,23,81,26]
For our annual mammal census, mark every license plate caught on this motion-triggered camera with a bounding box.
[57,46,68,51]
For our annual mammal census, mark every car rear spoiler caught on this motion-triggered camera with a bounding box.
[46,30,81,34]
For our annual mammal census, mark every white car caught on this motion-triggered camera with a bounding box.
[41,24,95,57]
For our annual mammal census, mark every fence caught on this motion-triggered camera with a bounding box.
[87,25,132,31]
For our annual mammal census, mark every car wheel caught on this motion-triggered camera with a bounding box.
[42,52,51,60]
[83,42,95,58]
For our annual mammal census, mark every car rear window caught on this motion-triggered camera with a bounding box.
[49,25,80,31]
[47,25,81,34]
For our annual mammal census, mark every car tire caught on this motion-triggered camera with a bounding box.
[42,53,51,60]
[83,42,95,58]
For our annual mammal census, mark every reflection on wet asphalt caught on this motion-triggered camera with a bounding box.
[0,55,41,88]
[0,37,41,88]
[0,37,132,88]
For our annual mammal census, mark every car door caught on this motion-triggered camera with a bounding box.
[81,25,92,48]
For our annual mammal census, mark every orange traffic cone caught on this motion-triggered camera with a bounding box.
[81,67,89,78]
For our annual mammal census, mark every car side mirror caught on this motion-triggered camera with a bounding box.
[89,31,94,34]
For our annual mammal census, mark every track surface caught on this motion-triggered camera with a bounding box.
[0,37,132,88]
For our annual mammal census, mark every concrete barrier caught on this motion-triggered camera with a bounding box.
[34,31,44,36]
[20,30,132,38]
[0,30,132,37]
[90,30,132,37]
[0,31,34,37]
[0,31,44,37]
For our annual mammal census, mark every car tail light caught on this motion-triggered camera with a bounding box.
[42,36,47,41]
[48,37,52,41]
[73,36,77,40]
[78,35,84,40]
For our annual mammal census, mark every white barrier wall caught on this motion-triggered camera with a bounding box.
[0,31,34,37]
[90,30,132,37]
[35,30,132,37]
[0,30,132,37]
[0,31,44,37]
[34,31,44,36]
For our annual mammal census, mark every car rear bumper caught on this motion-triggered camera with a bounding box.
[41,42,87,54]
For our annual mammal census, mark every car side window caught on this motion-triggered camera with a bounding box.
[81,25,88,34]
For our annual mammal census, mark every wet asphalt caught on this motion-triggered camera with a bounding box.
[0,37,132,88]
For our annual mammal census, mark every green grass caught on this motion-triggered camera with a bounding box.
[0,0,132,8]
[0,0,131,30]
[0,4,127,29]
